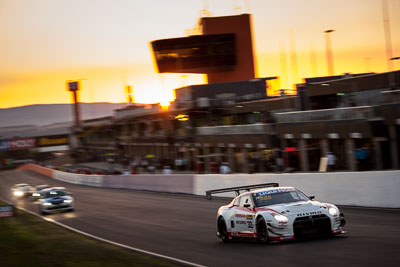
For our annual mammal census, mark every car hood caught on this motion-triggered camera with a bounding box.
[260,201,328,217]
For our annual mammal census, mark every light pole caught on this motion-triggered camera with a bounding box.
[324,29,335,76]
[66,79,87,129]
[389,57,400,89]
[390,57,400,69]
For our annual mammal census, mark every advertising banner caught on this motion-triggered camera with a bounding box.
[0,138,36,151]
[0,140,8,151]
[9,138,36,150]
[38,136,68,147]
[0,205,15,218]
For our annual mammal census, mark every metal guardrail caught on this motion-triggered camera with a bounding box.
[381,89,400,104]
[274,106,376,123]
[196,123,275,135]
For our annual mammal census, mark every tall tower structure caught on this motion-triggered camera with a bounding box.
[201,14,255,84]
[66,81,81,128]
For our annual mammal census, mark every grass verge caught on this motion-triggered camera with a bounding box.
[0,201,178,267]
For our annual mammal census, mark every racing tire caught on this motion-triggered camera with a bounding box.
[256,217,269,244]
[217,217,230,243]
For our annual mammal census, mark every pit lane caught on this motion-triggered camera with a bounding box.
[1,170,399,267]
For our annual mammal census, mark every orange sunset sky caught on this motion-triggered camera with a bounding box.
[0,0,399,109]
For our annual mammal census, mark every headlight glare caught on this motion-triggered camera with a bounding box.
[43,202,52,206]
[64,199,72,203]
[273,214,289,223]
[13,191,23,197]
[329,207,338,215]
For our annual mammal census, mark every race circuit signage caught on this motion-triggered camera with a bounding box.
[0,138,36,151]
[0,205,15,218]
[38,137,68,146]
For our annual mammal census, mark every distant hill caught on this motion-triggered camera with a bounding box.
[0,103,127,127]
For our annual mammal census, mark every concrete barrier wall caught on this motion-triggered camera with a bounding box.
[18,163,54,177]
[102,174,194,194]
[19,164,400,208]
[193,171,400,208]
[53,170,103,187]
[53,170,79,184]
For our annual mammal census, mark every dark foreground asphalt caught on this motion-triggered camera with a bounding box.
[1,170,399,267]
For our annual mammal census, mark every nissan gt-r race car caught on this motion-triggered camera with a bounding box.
[206,183,346,243]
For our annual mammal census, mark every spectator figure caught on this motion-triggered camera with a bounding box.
[210,161,217,173]
[276,156,284,172]
[195,161,204,174]
[219,163,231,174]
[326,152,337,171]
[162,166,172,174]
[355,147,369,171]
[147,164,155,174]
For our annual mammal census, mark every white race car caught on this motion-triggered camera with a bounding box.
[206,183,346,243]
[38,187,74,215]
[11,183,33,198]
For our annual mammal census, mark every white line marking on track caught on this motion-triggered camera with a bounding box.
[0,197,207,267]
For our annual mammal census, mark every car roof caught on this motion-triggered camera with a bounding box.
[14,183,29,187]
[42,187,67,192]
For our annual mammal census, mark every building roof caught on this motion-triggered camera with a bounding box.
[0,122,71,139]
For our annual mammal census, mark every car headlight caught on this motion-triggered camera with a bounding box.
[32,193,40,197]
[13,191,24,197]
[273,214,289,223]
[43,202,52,206]
[63,199,73,203]
[329,207,338,216]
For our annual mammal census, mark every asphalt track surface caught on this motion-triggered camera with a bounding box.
[1,170,399,267]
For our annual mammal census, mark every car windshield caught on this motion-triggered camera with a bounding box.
[253,188,310,207]
[15,184,28,188]
[36,185,49,191]
[44,190,66,198]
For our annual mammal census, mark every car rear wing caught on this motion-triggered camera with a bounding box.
[206,183,279,200]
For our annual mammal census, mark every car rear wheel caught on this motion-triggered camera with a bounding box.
[256,217,269,243]
[218,217,230,243]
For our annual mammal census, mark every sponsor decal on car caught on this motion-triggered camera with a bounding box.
[296,211,322,217]
[254,188,296,197]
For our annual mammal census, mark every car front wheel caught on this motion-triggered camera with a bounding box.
[256,217,269,243]
[39,207,47,216]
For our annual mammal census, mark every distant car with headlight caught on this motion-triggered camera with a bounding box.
[11,183,33,198]
[206,183,346,243]
[38,187,74,215]
[31,185,51,201]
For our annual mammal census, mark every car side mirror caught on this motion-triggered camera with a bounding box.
[309,195,315,200]
[244,203,251,208]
